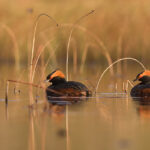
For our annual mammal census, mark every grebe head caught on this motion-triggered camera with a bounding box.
[133,70,150,84]
[46,69,66,84]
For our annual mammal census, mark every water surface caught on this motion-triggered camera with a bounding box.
[0,64,150,150]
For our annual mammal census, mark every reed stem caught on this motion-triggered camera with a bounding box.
[95,57,146,93]
[66,10,95,81]
[5,81,9,106]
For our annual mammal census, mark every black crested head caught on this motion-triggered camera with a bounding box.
[133,70,150,84]
[133,71,144,82]
[46,69,66,84]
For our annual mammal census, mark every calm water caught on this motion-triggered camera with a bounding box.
[0,64,150,150]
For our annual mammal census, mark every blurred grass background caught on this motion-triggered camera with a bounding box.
[0,0,150,68]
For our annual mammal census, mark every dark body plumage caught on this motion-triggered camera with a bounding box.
[130,83,150,97]
[130,70,150,97]
[45,70,91,103]
[46,77,91,97]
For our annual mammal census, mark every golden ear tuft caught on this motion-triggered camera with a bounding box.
[50,70,65,80]
[139,70,150,79]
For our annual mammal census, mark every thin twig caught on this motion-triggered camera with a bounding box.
[6,79,64,98]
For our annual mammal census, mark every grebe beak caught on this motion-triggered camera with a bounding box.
[133,77,138,82]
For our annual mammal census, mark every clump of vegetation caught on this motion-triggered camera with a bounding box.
[1,0,150,67]
[2,0,150,105]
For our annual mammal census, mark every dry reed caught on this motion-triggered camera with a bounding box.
[95,57,146,93]
[80,43,98,73]
[5,81,9,106]
[71,39,78,73]
[66,10,95,81]
[117,35,123,75]
[80,44,89,73]
[30,13,59,82]
[125,80,134,93]
[33,40,58,98]
[40,33,58,66]
[28,13,59,105]
[34,55,52,100]
[31,39,54,82]
[5,80,9,120]
[5,79,64,105]
[30,13,58,68]
[62,23,113,75]
[41,23,113,73]
[1,24,20,69]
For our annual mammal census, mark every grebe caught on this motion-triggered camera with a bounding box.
[130,70,150,97]
[45,69,91,103]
